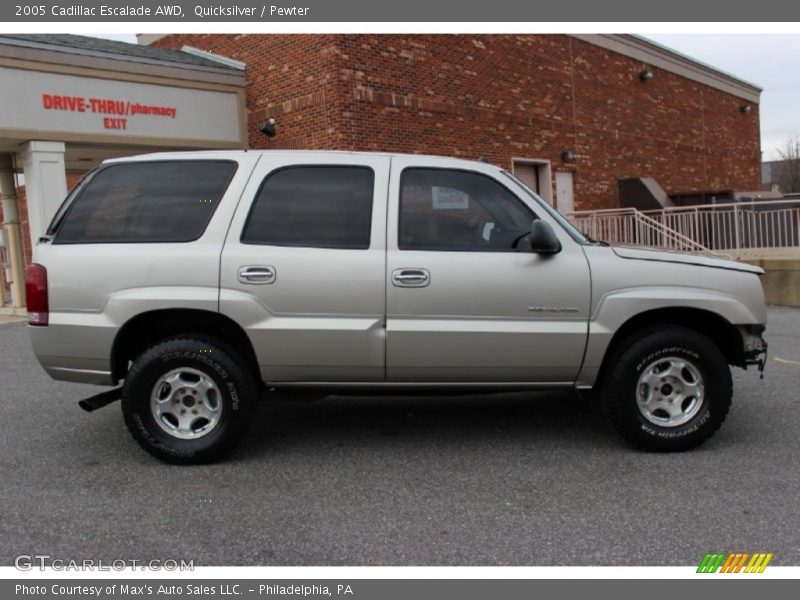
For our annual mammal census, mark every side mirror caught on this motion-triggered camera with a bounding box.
[529,219,561,255]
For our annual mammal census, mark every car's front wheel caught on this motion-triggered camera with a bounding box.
[122,337,256,464]
[602,326,733,451]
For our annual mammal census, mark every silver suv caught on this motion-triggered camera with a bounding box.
[26,151,768,463]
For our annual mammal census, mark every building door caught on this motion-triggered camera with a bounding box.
[555,171,574,214]
[514,162,540,194]
[512,159,553,206]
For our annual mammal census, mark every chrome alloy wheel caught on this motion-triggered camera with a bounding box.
[150,368,222,440]
[636,357,705,427]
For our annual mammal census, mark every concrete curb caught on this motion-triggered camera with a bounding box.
[0,315,25,325]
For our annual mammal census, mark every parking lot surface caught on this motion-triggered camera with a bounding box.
[1,307,798,566]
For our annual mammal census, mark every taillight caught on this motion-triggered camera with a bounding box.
[25,263,49,326]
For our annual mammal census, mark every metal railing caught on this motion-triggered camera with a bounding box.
[566,199,800,257]
[566,207,713,253]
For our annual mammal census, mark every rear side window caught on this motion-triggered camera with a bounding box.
[53,161,237,244]
[241,166,374,249]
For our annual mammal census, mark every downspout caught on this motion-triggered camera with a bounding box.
[0,154,26,309]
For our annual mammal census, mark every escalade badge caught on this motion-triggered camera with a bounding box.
[528,306,580,313]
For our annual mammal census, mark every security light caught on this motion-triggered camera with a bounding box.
[260,118,277,137]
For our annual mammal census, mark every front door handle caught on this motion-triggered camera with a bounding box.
[238,265,276,284]
[392,268,430,288]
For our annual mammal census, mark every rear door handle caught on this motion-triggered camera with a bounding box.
[238,265,276,284]
[392,268,430,288]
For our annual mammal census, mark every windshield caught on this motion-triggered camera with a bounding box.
[501,170,587,244]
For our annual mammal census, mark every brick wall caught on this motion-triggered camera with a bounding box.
[15,185,31,266]
[151,34,347,150]
[156,34,758,210]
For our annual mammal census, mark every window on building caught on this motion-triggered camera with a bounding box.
[242,166,374,249]
[399,168,535,252]
[53,161,237,244]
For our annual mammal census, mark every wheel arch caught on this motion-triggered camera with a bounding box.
[593,306,744,389]
[111,308,260,384]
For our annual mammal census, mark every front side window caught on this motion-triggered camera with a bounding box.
[242,166,374,249]
[53,161,237,244]
[399,168,535,251]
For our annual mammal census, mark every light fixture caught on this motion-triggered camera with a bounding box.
[740,104,752,114]
[640,69,654,81]
[562,150,576,162]
[259,118,277,137]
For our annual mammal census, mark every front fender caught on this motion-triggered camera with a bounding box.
[576,287,760,388]
[577,247,767,387]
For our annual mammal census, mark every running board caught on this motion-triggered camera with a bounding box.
[78,387,122,412]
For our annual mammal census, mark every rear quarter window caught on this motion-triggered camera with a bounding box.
[53,160,237,244]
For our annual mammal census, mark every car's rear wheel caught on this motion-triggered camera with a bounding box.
[602,326,732,451]
[122,337,256,464]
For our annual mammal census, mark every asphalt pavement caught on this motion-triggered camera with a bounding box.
[1,307,798,566]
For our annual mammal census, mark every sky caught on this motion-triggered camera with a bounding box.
[89,33,799,161]
[646,34,800,161]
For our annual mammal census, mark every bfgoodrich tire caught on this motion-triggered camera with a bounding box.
[602,326,732,451]
[122,338,256,464]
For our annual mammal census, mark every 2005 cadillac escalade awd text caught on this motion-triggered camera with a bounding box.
[25,151,768,463]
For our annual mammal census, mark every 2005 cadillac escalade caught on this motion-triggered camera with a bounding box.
[25,151,768,463]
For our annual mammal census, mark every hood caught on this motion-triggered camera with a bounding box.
[611,245,764,275]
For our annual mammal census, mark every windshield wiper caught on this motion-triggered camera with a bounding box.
[584,234,609,246]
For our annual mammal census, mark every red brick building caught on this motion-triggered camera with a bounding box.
[0,34,763,308]
[149,33,762,212]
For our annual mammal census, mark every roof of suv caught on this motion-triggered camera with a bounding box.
[105,150,500,170]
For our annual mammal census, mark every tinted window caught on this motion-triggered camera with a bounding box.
[399,168,535,251]
[242,166,374,249]
[54,161,237,244]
